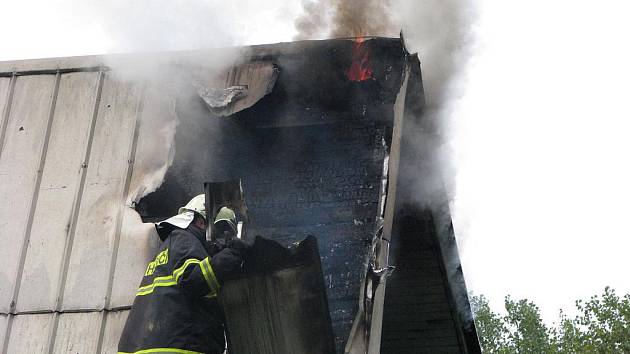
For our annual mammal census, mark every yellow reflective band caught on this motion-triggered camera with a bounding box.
[200,257,220,296]
[136,258,201,296]
[173,258,201,282]
[118,348,203,354]
[136,278,177,296]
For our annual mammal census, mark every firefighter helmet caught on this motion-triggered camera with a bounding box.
[214,206,237,233]
[178,194,206,220]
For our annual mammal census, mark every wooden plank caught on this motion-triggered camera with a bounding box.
[16,72,100,312]
[383,335,459,347]
[0,75,55,313]
[382,342,460,354]
[5,313,54,353]
[60,75,141,311]
[221,237,335,354]
[99,310,129,354]
[379,327,459,340]
[367,63,411,354]
[52,312,102,353]
[386,293,453,306]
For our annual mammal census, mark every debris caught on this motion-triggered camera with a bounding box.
[221,236,336,354]
[195,61,279,117]
[195,84,248,114]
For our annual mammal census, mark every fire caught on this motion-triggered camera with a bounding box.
[346,37,373,82]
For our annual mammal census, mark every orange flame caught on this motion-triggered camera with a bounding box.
[346,37,373,82]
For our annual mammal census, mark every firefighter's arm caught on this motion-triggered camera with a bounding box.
[170,231,221,297]
[210,246,245,282]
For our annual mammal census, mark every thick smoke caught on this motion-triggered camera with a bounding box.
[398,0,478,329]
[90,0,236,53]
[295,0,398,39]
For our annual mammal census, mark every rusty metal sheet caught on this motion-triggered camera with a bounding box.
[109,209,158,308]
[100,310,129,354]
[5,313,54,353]
[52,312,102,353]
[61,75,141,311]
[16,72,100,312]
[0,75,55,313]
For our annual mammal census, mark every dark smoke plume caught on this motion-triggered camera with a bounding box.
[294,0,398,39]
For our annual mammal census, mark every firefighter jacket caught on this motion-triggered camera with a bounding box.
[118,224,245,354]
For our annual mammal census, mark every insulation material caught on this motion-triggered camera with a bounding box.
[0,75,55,313]
[196,61,279,116]
[5,313,54,353]
[61,75,141,311]
[100,310,130,354]
[52,312,102,353]
[195,84,247,113]
[16,72,100,312]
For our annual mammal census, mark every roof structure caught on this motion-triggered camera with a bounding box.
[0,37,479,354]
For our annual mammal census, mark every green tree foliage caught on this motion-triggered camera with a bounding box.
[471,287,630,353]
[470,294,509,353]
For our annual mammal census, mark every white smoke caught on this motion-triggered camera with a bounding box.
[77,0,236,54]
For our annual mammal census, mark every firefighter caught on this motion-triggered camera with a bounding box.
[118,195,248,354]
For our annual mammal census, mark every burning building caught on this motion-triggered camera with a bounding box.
[0,36,479,353]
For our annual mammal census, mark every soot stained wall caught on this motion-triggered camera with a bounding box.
[138,38,406,353]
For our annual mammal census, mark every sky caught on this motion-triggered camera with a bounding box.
[2,0,630,323]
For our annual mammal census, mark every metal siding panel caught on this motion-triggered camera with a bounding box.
[109,88,174,308]
[0,75,55,313]
[0,77,11,143]
[61,75,140,311]
[109,210,158,308]
[52,312,102,353]
[100,310,129,354]
[6,313,54,354]
[0,314,7,351]
[16,72,100,312]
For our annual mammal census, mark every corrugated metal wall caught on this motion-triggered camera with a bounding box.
[0,67,158,353]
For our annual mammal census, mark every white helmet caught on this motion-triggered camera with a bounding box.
[155,194,207,240]
[178,194,206,220]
